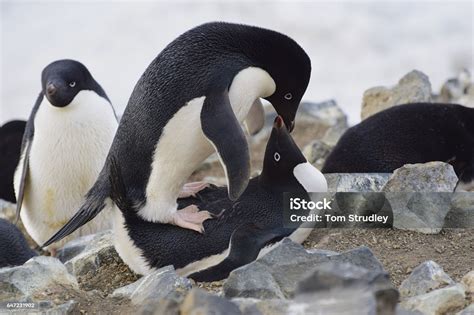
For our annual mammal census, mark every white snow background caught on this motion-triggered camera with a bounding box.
[1,0,473,125]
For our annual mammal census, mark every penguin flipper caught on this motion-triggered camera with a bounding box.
[201,90,250,201]
[244,98,265,135]
[15,93,43,224]
[188,224,294,282]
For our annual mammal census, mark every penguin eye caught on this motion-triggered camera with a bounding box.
[274,152,281,162]
[284,93,292,100]
[69,81,76,88]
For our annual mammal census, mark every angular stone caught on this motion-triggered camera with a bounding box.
[110,276,145,300]
[303,140,333,169]
[329,246,386,273]
[0,256,78,300]
[65,230,122,277]
[223,262,284,299]
[130,266,192,305]
[325,173,391,193]
[444,193,474,229]
[383,162,458,233]
[457,303,474,315]
[401,284,466,315]
[399,261,454,298]
[234,298,290,315]
[56,233,98,263]
[461,270,474,294]
[361,70,432,120]
[180,289,241,315]
[0,199,15,221]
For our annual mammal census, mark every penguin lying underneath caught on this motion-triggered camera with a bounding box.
[0,218,37,268]
[0,120,26,203]
[14,60,118,253]
[43,22,312,247]
[323,103,474,190]
[109,116,328,280]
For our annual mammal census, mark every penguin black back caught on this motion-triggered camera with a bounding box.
[0,218,37,267]
[0,120,26,203]
[322,103,474,184]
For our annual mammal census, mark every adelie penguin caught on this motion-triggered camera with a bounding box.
[14,59,118,252]
[323,103,474,190]
[109,116,327,281]
[0,218,37,268]
[43,22,312,246]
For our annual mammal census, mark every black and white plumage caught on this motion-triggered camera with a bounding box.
[14,60,118,251]
[110,117,327,281]
[0,120,26,203]
[323,103,474,189]
[0,218,37,268]
[43,22,312,246]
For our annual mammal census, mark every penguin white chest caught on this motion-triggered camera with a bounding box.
[15,90,118,247]
[140,67,276,222]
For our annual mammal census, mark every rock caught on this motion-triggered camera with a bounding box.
[306,248,338,256]
[461,271,474,294]
[303,140,333,169]
[0,256,78,301]
[0,199,15,221]
[457,304,474,315]
[325,173,391,193]
[111,276,145,300]
[233,298,290,315]
[395,305,424,315]
[139,299,180,315]
[328,246,386,273]
[45,300,77,315]
[399,261,454,298]
[57,233,99,263]
[361,70,432,120]
[401,284,466,315]
[297,100,348,146]
[130,266,192,305]
[383,162,458,233]
[444,193,474,228]
[438,69,471,103]
[180,289,241,315]
[223,262,285,299]
[65,230,122,277]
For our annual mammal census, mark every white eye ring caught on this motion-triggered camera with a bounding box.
[274,152,280,162]
[69,81,76,88]
[284,93,292,100]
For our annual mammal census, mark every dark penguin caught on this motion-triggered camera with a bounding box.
[43,22,312,247]
[0,120,26,203]
[14,59,118,252]
[323,103,474,189]
[0,218,37,267]
[109,117,327,281]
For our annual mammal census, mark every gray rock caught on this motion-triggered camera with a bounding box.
[233,298,290,315]
[401,284,466,315]
[130,266,192,305]
[111,276,145,299]
[306,248,339,256]
[399,261,454,298]
[180,289,241,315]
[0,256,78,301]
[395,305,424,315]
[457,304,474,315]
[139,299,180,315]
[223,262,285,299]
[57,233,99,263]
[438,69,471,103]
[328,246,386,273]
[361,70,432,120]
[445,193,474,228]
[45,300,77,315]
[0,199,15,221]
[461,270,474,294]
[303,140,333,169]
[383,162,458,233]
[325,173,391,193]
[65,230,122,277]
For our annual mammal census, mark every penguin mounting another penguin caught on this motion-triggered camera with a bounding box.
[0,120,26,203]
[0,218,37,268]
[109,116,327,281]
[14,59,118,253]
[43,22,312,247]
[322,103,474,190]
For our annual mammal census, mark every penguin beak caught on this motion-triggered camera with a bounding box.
[46,83,57,96]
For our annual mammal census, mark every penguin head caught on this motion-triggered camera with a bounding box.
[260,116,327,193]
[41,59,107,107]
[249,31,311,132]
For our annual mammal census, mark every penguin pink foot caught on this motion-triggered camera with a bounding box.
[178,182,210,198]
[172,205,213,233]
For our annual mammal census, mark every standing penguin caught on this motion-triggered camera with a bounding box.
[0,120,26,203]
[43,22,312,246]
[109,116,327,280]
[322,103,474,190]
[14,60,118,252]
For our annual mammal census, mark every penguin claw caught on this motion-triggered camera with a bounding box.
[178,181,210,199]
[172,205,213,234]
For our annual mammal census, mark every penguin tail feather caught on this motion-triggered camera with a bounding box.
[108,156,133,214]
[41,171,110,248]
